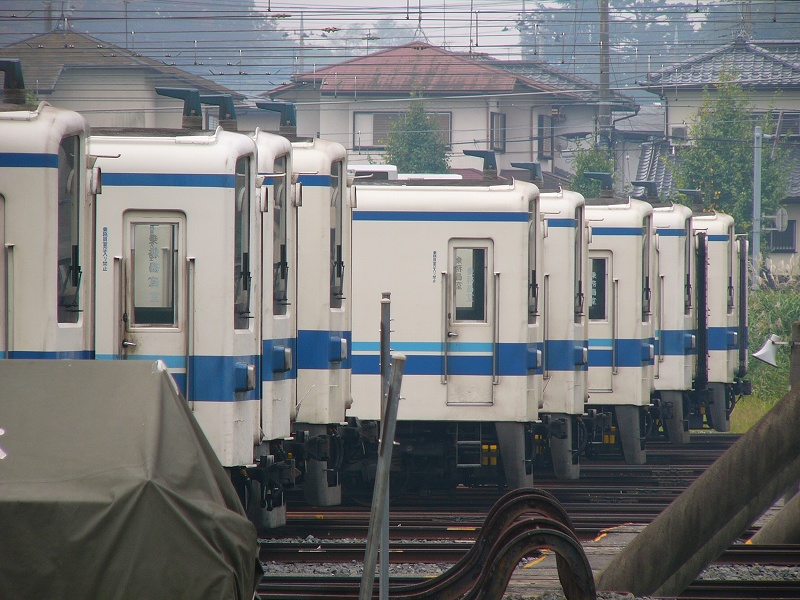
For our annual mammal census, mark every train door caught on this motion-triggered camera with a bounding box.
[589,251,614,392]
[445,239,495,405]
[120,212,188,391]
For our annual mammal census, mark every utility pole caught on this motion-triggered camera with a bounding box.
[598,0,612,150]
[753,125,762,289]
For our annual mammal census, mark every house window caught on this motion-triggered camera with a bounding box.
[353,111,452,150]
[770,220,797,253]
[537,114,554,160]
[490,112,506,153]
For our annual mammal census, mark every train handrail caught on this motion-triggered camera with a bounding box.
[5,243,13,357]
[186,257,196,407]
[441,271,448,384]
[114,256,124,360]
[493,272,500,385]
[612,278,619,374]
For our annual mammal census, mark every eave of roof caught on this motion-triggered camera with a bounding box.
[641,37,800,93]
[269,42,583,101]
[0,29,243,99]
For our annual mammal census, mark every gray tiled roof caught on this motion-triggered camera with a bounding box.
[642,37,800,91]
[0,29,242,99]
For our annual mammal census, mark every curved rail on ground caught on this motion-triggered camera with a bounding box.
[386,488,595,600]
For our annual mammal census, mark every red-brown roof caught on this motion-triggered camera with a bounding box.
[271,42,576,99]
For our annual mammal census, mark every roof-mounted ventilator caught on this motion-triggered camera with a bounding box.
[255,101,297,137]
[200,94,237,131]
[584,172,614,198]
[0,59,26,105]
[511,162,544,185]
[463,149,497,178]
[155,87,203,130]
[631,180,659,202]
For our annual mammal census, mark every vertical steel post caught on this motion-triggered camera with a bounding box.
[359,354,406,600]
[379,292,391,600]
[753,126,762,289]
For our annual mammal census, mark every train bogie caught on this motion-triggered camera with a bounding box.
[539,190,589,479]
[349,180,541,492]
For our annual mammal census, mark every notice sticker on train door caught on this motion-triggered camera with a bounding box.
[432,250,437,283]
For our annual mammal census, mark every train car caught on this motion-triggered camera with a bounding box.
[347,178,542,493]
[538,189,589,479]
[584,190,655,465]
[691,210,749,432]
[290,138,352,507]
[650,200,697,444]
[0,63,97,362]
[89,126,291,526]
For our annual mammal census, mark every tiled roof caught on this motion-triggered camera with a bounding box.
[270,42,583,101]
[633,141,800,203]
[642,37,800,91]
[476,55,636,110]
[0,29,242,98]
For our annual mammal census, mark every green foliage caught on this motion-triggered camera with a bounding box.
[747,286,800,403]
[669,79,790,235]
[383,97,450,174]
[569,145,615,198]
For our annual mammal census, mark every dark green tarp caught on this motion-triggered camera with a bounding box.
[0,360,259,599]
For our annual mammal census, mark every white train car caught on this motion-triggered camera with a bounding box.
[651,201,696,444]
[585,195,655,465]
[691,210,748,432]
[349,179,542,492]
[539,189,588,479]
[89,126,289,525]
[0,93,97,361]
[291,139,351,507]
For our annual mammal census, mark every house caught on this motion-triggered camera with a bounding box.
[636,35,800,269]
[0,27,245,128]
[265,41,638,178]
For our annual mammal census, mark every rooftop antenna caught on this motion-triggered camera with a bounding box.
[631,180,658,202]
[256,101,297,137]
[200,94,237,131]
[464,150,497,178]
[511,162,544,185]
[584,172,614,198]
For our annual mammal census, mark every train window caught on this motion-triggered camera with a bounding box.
[57,135,81,324]
[528,220,538,323]
[642,216,652,320]
[589,258,607,321]
[574,208,584,323]
[131,223,177,326]
[684,221,693,314]
[273,155,289,315]
[234,157,252,329]
[330,161,345,309]
[454,247,486,322]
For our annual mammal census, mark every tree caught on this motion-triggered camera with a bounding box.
[569,144,615,198]
[669,79,789,235]
[383,96,449,174]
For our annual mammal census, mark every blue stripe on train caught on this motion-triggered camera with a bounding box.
[0,152,58,168]
[588,338,655,367]
[262,337,298,381]
[297,329,352,370]
[354,211,529,223]
[352,342,534,376]
[101,172,235,188]
[4,350,94,360]
[656,329,697,356]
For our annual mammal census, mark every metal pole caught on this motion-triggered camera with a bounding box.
[753,126,762,289]
[379,293,391,600]
[359,354,406,600]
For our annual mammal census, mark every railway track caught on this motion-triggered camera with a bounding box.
[261,433,794,600]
